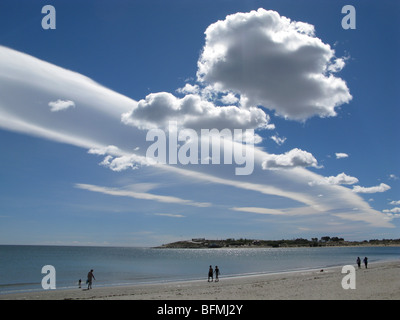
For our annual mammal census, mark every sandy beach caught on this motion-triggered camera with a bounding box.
[1,260,399,300]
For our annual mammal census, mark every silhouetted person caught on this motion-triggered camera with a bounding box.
[214,266,220,282]
[356,257,361,268]
[208,265,213,282]
[87,269,96,289]
[363,257,368,269]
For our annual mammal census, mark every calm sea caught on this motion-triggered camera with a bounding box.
[0,245,399,294]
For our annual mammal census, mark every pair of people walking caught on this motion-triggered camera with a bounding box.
[356,256,368,269]
[208,265,220,282]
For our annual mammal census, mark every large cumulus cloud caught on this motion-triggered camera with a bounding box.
[197,8,352,120]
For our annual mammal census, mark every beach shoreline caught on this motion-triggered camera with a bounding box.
[1,260,399,300]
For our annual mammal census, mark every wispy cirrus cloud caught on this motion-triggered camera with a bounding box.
[0,45,138,149]
[154,213,185,218]
[232,206,320,216]
[75,183,211,208]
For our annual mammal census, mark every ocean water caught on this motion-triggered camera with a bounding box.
[0,245,399,294]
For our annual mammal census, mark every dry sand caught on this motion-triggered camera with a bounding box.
[1,260,399,300]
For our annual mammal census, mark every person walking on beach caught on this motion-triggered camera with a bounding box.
[214,266,220,282]
[208,265,214,282]
[356,257,361,268]
[87,269,96,289]
[363,257,368,269]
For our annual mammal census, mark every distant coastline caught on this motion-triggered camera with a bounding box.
[157,237,400,249]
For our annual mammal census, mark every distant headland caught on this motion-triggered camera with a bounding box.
[157,237,400,249]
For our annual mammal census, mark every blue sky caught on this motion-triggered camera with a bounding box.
[0,0,399,246]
